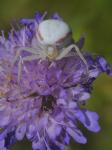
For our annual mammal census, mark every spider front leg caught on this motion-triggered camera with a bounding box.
[56,44,88,73]
[17,56,23,82]
[56,44,74,60]
[11,47,42,82]
[72,44,88,70]
[12,47,41,66]
[17,54,41,82]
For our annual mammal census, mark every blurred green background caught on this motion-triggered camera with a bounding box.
[0,0,112,149]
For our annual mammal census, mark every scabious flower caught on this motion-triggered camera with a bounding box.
[0,12,112,150]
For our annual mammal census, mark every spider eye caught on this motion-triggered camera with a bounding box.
[37,19,71,45]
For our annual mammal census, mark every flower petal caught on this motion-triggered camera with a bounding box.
[15,123,26,140]
[66,127,87,144]
[75,109,101,132]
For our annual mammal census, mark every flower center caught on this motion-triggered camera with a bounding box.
[41,95,56,111]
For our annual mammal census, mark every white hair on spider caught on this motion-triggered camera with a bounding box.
[12,18,88,82]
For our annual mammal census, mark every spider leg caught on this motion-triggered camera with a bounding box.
[71,44,88,70]
[11,47,41,82]
[18,56,23,82]
[17,54,40,82]
[71,44,89,74]
[22,55,41,61]
[56,44,88,73]
[12,50,21,66]
[12,47,41,67]
[56,44,74,60]
[11,45,48,83]
[16,47,41,54]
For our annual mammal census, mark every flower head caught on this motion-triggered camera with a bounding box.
[0,12,112,150]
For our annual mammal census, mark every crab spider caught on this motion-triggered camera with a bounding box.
[12,19,88,82]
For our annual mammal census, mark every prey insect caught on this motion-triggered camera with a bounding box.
[12,19,88,82]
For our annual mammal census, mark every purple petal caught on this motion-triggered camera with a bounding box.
[63,133,70,145]
[26,124,37,139]
[85,53,95,66]
[79,92,90,101]
[89,68,100,78]
[51,13,63,20]
[55,141,65,150]
[66,127,87,144]
[5,131,17,148]
[0,139,6,150]
[0,129,8,141]
[75,109,101,132]
[76,36,85,49]
[97,56,107,71]
[96,56,112,76]
[20,19,34,25]
[47,124,61,140]
[0,114,10,127]
[32,139,46,150]
[15,124,26,140]
[34,12,44,24]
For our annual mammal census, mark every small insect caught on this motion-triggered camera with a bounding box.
[12,19,88,81]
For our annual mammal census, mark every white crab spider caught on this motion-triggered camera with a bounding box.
[12,19,88,82]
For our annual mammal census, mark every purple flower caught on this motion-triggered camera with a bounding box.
[0,12,112,150]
